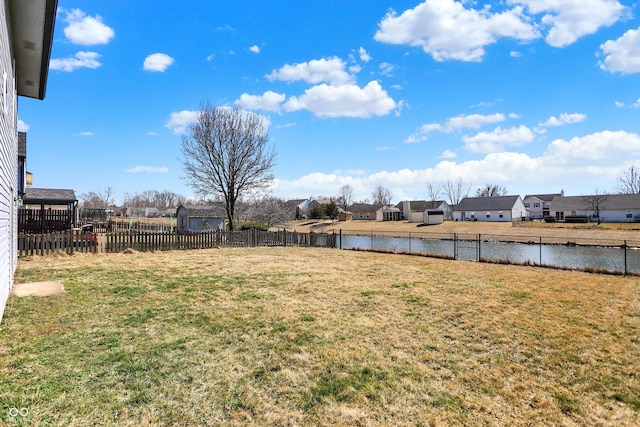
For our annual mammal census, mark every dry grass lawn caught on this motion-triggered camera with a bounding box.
[1,247,639,426]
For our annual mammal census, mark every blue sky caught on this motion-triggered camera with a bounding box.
[18,0,640,205]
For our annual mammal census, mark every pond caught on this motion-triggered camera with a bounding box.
[337,234,639,275]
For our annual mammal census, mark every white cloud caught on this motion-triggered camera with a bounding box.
[61,9,115,45]
[379,62,395,76]
[510,50,522,58]
[543,130,640,166]
[375,146,396,152]
[374,0,539,62]
[283,81,396,118]
[266,57,354,85]
[235,91,286,112]
[439,149,457,159]
[17,119,29,132]
[511,0,628,48]
[599,27,640,74]
[635,99,640,108]
[50,51,102,72]
[144,53,175,72]
[462,125,535,153]
[75,131,94,136]
[359,47,371,62]
[272,131,640,202]
[165,110,198,134]
[405,113,506,142]
[126,166,169,174]
[540,113,587,127]
[146,131,158,136]
[249,45,261,54]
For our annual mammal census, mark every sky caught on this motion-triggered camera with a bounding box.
[18,0,640,205]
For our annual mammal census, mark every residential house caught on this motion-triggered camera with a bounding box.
[377,205,402,221]
[397,200,452,222]
[350,203,383,220]
[1,0,57,322]
[550,194,640,222]
[453,195,528,222]
[176,205,226,231]
[523,191,563,219]
[284,199,306,220]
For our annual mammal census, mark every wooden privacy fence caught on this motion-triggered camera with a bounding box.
[104,229,336,253]
[18,230,99,257]
[18,208,74,234]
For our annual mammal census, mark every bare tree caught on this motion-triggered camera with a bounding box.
[338,184,354,211]
[475,183,508,197]
[371,185,393,205]
[444,178,470,205]
[618,165,640,194]
[245,196,289,228]
[584,190,609,224]
[181,104,276,230]
[426,182,441,201]
[80,186,114,208]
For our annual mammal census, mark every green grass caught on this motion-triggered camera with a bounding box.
[1,247,639,426]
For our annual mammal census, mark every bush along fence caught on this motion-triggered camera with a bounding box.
[336,230,640,276]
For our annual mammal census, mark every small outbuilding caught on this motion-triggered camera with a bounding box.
[20,188,78,233]
[176,205,225,232]
[423,210,445,225]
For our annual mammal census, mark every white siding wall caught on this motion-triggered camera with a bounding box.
[0,0,18,322]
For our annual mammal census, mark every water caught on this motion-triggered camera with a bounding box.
[338,234,640,274]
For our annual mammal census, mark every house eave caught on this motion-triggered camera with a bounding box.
[8,0,58,100]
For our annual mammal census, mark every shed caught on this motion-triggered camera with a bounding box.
[424,210,445,225]
[338,211,353,222]
[176,205,225,231]
[20,188,78,233]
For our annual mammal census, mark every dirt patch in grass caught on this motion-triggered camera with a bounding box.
[2,248,639,426]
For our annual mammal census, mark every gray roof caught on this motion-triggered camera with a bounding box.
[23,187,77,204]
[523,193,561,202]
[350,203,384,213]
[455,195,521,211]
[551,194,640,210]
[396,200,447,211]
[18,132,26,157]
[177,204,225,217]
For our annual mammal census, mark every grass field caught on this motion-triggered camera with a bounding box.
[1,247,639,426]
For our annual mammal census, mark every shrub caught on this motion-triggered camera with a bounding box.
[237,221,268,231]
[544,216,556,223]
[565,215,589,223]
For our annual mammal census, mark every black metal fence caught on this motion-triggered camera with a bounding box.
[337,231,640,276]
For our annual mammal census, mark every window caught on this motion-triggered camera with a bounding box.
[524,203,530,207]
[499,211,504,218]
[486,212,491,219]
[534,202,540,208]
[627,210,633,219]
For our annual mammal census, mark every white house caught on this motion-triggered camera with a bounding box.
[397,200,452,222]
[550,194,640,222]
[1,0,57,323]
[453,195,528,222]
[523,192,563,219]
